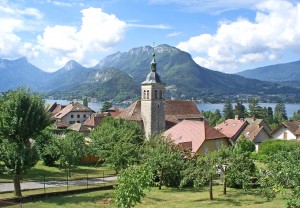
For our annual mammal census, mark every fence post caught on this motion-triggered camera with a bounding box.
[44,174,46,195]
[86,172,88,189]
[103,170,104,183]
[67,171,69,191]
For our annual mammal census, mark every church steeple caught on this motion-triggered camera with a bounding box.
[141,45,166,139]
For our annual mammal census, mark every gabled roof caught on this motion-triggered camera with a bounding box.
[83,112,107,128]
[245,118,271,133]
[215,119,248,139]
[164,120,227,153]
[272,121,300,136]
[54,101,94,119]
[47,102,66,117]
[107,106,124,112]
[117,101,142,121]
[68,123,90,132]
[243,125,269,141]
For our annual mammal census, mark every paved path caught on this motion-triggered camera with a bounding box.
[0,176,117,193]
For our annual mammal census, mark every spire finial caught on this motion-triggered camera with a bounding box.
[150,42,157,72]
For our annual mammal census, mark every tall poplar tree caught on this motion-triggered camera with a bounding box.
[0,87,50,197]
[223,100,234,119]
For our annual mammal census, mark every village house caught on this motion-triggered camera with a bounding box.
[164,120,229,155]
[215,116,248,143]
[83,112,109,130]
[215,116,272,151]
[271,121,300,140]
[52,101,94,126]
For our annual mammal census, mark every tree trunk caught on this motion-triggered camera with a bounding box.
[159,169,163,190]
[13,174,22,197]
[209,173,213,200]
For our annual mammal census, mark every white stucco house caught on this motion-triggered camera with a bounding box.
[271,121,300,140]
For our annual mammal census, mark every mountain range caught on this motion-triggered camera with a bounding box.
[1,44,300,103]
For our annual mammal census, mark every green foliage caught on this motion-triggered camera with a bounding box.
[48,131,89,177]
[258,140,300,160]
[35,129,58,166]
[0,87,50,196]
[115,164,154,208]
[101,101,112,112]
[290,109,300,121]
[236,135,256,155]
[274,102,288,123]
[83,96,88,107]
[202,109,223,127]
[248,98,265,119]
[90,117,144,173]
[259,148,300,207]
[143,135,185,189]
[223,101,234,119]
[233,102,247,119]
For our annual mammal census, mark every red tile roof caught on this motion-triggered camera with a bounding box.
[164,120,227,153]
[215,119,248,140]
[117,100,203,128]
[53,120,68,128]
[83,112,108,128]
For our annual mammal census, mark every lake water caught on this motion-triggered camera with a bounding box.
[46,100,300,119]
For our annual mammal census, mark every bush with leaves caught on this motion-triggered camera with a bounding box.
[115,164,153,208]
[259,148,300,207]
[142,135,185,189]
[90,117,144,173]
[236,135,256,154]
[35,129,59,166]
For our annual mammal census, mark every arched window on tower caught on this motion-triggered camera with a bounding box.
[143,90,146,99]
[147,90,149,99]
[154,90,158,99]
[159,90,163,99]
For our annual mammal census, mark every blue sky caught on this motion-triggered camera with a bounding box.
[0,0,299,73]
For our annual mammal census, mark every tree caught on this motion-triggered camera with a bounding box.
[181,150,219,200]
[143,135,185,189]
[259,149,300,207]
[90,117,144,173]
[274,102,288,124]
[83,96,88,107]
[236,135,256,154]
[290,109,300,121]
[233,102,247,119]
[115,164,153,208]
[35,129,58,166]
[101,101,112,112]
[50,131,89,177]
[248,98,264,119]
[0,87,50,197]
[223,101,234,120]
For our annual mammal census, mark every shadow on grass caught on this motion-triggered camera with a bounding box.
[27,191,113,206]
[146,196,167,202]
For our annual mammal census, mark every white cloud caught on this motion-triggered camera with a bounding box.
[47,0,72,7]
[177,0,300,73]
[0,2,42,58]
[38,7,126,67]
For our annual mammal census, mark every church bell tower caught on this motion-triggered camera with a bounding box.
[141,49,165,139]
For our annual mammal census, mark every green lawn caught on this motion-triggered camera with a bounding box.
[4,186,286,208]
[0,161,115,182]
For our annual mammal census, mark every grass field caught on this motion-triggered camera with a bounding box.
[0,161,115,183]
[2,185,286,208]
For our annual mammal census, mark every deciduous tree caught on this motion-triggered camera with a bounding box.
[0,87,50,197]
[90,117,144,173]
